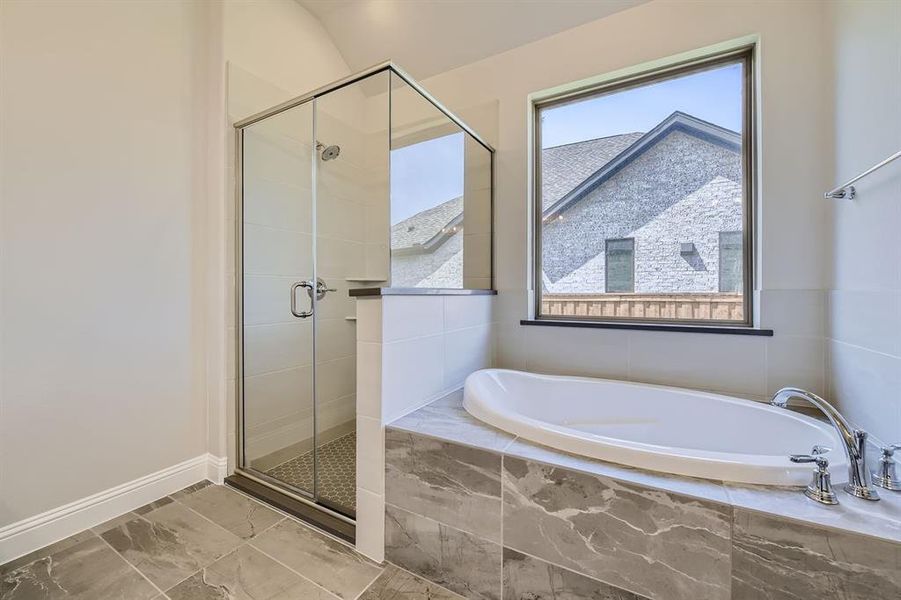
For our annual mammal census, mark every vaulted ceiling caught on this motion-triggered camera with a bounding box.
[297,0,647,80]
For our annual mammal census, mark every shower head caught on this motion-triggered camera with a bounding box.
[317,142,341,161]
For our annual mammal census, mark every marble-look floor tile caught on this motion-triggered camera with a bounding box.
[0,535,157,600]
[177,485,282,540]
[170,480,212,500]
[386,430,502,541]
[502,457,731,600]
[250,518,381,599]
[91,511,142,535]
[101,501,242,591]
[732,508,901,599]
[166,544,337,600]
[503,547,648,600]
[135,497,175,515]
[358,564,464,600]
[387,390,514,452]
[385,504,501,600]
[0,531,96,576]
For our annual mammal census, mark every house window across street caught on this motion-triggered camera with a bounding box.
[534,48,754,325]
[605,238,634,293]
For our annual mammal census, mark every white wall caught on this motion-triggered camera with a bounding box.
[826,1,901,444]
[416,0,833,401]
[355,294,496,561]
[0,0,213,527]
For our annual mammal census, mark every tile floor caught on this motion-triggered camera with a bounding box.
[0,481,463,600]
[266,432,357,513]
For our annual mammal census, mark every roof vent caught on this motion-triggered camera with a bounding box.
[680,242,696,255]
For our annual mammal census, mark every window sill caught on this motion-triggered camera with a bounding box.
[520,319,773,336]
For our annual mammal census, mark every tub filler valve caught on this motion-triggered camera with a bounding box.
[874,444,901,491]
[771,387,879,501]
[790,446,839,505]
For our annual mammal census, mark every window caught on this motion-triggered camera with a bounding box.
[605,238,634,292]
[718,231,743,293]
[534,47,754,325]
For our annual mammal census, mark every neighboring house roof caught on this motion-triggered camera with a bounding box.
[391,196,463,254]
[543,111,741,219]
[392,112,740,268]
[541,132,643,211]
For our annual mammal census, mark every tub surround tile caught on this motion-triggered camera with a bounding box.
[250,517,382,599]
[388,389,514,453]
[1,535,158,600]
[166,545,337,600]
[731,508,901,599]
[177,484,283,540]
[725,482,901,544]
[393,391,901,545]
[502,457,732,600]
[502,547,649,600]
[503,437,730,505]
[385,429,502,542]
[101,501,242,591]
[385,504,502,600]
[359,564,465,600]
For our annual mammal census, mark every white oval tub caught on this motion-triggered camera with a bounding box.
[463,369,847,486]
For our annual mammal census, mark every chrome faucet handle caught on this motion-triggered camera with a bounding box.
[790,451,839,505]
[873,443,901,491]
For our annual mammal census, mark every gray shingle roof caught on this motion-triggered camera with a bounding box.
[541,132,644,210]
[391,196,463,250]
[390,133,643,250]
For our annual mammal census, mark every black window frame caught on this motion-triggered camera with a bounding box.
[532,45,756,327]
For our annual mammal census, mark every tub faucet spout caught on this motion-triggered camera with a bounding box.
[771,387,879,501]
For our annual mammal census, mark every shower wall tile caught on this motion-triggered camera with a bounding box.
[501,456,732,600]
[385,429,502,542]
[503,547,649,600]
[731,508,901,600]
[385,504,502,600]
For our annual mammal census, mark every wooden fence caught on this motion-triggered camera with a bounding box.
[542,293,744,322]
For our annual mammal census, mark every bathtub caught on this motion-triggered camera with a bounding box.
[463,369,847,486]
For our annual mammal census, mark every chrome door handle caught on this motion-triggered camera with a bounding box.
[291,280,314,318]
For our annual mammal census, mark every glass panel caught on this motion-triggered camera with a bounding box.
[539,57,747,322]
[241,100,315,495]
[313,70,390,517]
[718,231,743,293]
[389,73,491,289]
[605,238,634,293]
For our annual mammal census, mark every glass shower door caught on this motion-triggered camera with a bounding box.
[312,72,390,517]
[240,100,317,497]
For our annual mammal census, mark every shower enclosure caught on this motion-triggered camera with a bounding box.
[231,63,493,539]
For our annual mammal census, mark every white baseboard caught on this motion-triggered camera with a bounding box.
[206,454,229,484]
[0,453,223,565]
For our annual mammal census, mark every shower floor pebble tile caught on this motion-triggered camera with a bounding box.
[0,482,455,600]
[265,432,357,512]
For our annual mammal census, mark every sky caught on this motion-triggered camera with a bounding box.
[389,63,742,223]
[390,132,464,225]
[541,63,743,148]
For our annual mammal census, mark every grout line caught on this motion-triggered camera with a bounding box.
[380,562,467,600]
[98,534,167,598]
[248,542,343,600]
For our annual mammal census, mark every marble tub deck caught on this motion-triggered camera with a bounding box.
[384,390,901,600]
[0,482,463,600]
